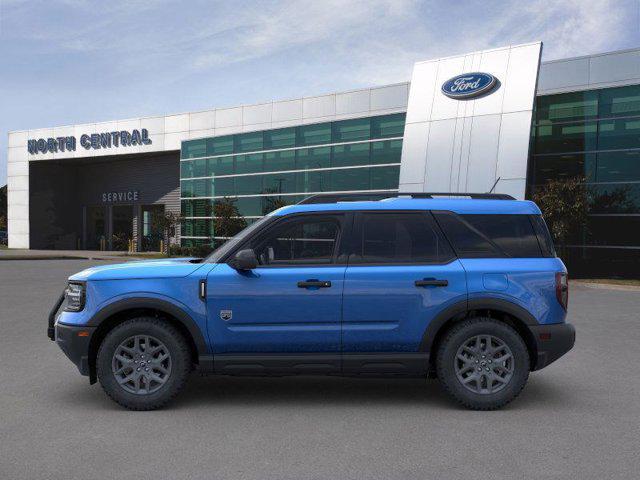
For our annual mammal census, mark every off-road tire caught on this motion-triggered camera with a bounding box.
[436,317,530,410]
[96,317,191,410]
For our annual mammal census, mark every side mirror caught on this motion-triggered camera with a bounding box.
[228,249,258,271]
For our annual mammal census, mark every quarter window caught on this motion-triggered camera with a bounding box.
[352,212,453,264]
[434,213,544,258]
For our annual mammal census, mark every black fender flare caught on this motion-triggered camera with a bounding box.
[419,297,538,353]
[87,297,208,356]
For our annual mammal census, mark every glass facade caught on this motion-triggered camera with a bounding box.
[528,84,640,277]
[180,113,405,246]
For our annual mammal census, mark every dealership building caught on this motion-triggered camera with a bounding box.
[6,43,640,276]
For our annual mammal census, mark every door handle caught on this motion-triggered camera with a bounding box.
[297,280,332,288]
[415,278,448,287]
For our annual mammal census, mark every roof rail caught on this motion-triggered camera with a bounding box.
[297,192,515,204]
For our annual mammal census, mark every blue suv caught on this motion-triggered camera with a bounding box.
[49,193,575,410]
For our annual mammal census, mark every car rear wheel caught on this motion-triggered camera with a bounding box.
[96,317,191,410]
[436,318,530,410]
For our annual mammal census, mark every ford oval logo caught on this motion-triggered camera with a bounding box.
[441,72,497,99]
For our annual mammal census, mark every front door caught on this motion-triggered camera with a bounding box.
[341,211,467,373]
[206,213,347,373]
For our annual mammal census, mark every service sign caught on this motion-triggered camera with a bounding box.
[441,72,497,99]
[27,129,152,155]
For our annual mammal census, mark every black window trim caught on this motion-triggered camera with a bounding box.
[222,211,352,268]
[347,210,457,267]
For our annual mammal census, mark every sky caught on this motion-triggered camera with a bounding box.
[1,0,639,186]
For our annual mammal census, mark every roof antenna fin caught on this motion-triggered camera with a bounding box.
[488,177,501,194]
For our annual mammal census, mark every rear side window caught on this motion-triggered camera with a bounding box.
[434,212,544,258]
[351,212,454,264]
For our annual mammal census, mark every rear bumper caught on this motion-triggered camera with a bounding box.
[530,322,575,370]
[55,323,96,377]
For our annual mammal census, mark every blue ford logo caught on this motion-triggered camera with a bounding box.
[441,72,497,99]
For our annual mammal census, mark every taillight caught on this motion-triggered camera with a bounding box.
[555,272,568,310]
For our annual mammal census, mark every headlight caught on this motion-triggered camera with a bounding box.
[64,282,85,312]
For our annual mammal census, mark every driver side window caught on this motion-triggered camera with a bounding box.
[250,216,341,266]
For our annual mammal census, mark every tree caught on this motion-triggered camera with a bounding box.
[533,177,589,257]
[151,210,183,255]
[213,198,247,245]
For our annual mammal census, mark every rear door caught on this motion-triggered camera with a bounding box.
[341,211,467,373]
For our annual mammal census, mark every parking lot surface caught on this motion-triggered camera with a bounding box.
[1,259,639,479]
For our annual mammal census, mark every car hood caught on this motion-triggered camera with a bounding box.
[69,258,206,281]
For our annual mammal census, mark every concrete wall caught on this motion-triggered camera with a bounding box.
[399,42,542,199]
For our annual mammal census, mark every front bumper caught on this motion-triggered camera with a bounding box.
[530,322,576,370]
[54,323,96,376]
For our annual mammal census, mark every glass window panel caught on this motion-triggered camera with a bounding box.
[206,136,233,156]
[598,85,640,118]
[461,215,542,257]
[212,177,235,197]
[370,166,400,190]
[589,183,640,214]
[328,168,370,191]
[182,219,213,237]
[250,216,340,265]
[180,180,193,198]
[371,113,406,139]
[583,216,640,246]
[181,139,206,159]
[264,128,296,149]
[209,156,234,176]
[182,238,212,247]
[530,153,596,184]
[182,179,209,197]
[235,153,264,174]
[535,91,598,124]
[261,196,295,215]
[262,172,296,194]
[371,139,402,164]
[296,123,332,146]
[597,119,640,150]
[235,197,263,217]
[296,147,331,170]
[353,212,453,264]
[332,143,370,167]
[296,170,330,193]
[182,199,212,217]
[533,121,598,154]
[234,132,263,153]
[332,118,370,142]
[264,150,295,172]
[181,159,208,178]
[235,175,263,195]
[596,151,640,182]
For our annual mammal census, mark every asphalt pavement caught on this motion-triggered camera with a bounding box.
[1,259,639,480]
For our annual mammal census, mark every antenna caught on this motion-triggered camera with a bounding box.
[488,177,501,194]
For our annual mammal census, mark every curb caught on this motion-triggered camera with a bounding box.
[571,280,640,292]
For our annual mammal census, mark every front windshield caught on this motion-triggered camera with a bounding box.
[204,215,273,263]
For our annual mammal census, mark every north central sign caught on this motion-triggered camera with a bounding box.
[441,72,497,99]
[27,128,152,155]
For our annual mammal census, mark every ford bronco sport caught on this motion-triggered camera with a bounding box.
[49,192,575,410]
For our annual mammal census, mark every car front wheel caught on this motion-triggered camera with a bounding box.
[436,318,530,410]
[96,317,191,410]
